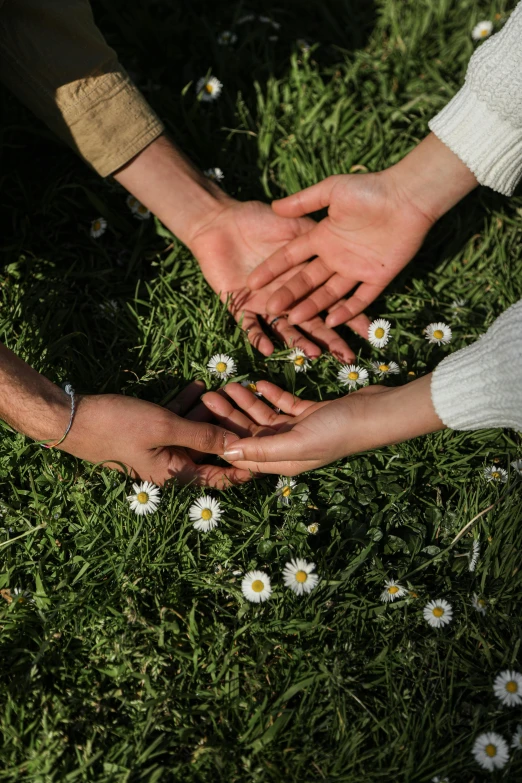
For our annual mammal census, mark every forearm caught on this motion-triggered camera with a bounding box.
[113,134,233,246]
[0,344,69,442]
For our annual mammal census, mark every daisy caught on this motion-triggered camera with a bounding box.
[484,465,508,483]
[297,38,311,52]
[90,217,107,238]
[287,348,310,373]
[450,297,467,310]
[133,202,151,221]
[207,353,236,379]
[276,477,297,505]
[511,725,522,751]
[469,540,480,572]
[472,20,493,40]
[472,731,509,771]
[423,599,453,628]
[196,75,223,102]
[283,559,319,596]
[368,318,391,348]
[493,670,522,707]
[189,496,222,532]
[424,322,452,345]
[241,380,262,396]
[337,364,369,388]
[511,459,522,475]
[307,522,320,535]
[203,167,224,182]
[12,588,32,604]
[380,579,407,603]
[241,570,272,603]
[370,360,400,377]
[126,194,140,213]
[432,777,450,783]
[127,481,161,516]
[217,30,237,45]
[471,593,487,615]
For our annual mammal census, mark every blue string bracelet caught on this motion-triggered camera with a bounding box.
[43,383,76,449]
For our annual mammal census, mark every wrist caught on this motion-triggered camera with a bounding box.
[387,132,478,224]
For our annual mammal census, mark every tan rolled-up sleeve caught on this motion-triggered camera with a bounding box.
[0,0,165,176]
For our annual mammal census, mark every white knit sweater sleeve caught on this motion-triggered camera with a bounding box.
[428,3,522,195]
[430,299,522,431]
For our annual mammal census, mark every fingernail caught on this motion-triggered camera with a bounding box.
[223,448,244,461]
[223,433,240,451]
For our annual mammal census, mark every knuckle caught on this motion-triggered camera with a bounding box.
[194,425,218,452]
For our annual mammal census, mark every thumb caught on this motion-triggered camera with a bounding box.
[223,430,303,464]
[160,416,240,455]
[272,177,337,218]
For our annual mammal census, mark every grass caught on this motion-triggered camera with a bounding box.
[1,0,522,780]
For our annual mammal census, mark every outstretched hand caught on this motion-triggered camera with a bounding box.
[246,171,434,328]
[188,199,369,362]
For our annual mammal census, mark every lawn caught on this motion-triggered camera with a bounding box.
[1,0,522,780]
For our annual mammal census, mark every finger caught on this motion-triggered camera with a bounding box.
[160,416,240,455]
[325,283,385,327]
[220,383,290,427]
[247,231,316,290]
[287,274,359,325]
[166,380,206,415]
[271,177,337,218]
[233,310,274,357]
[201,391,262,437]
[265,256,331,314]
[345,312,372,339]
[223,430,310,466]
[270,317,322,359]
[298,316,355,363]
[253,381,318,417]
[193,464,258,488]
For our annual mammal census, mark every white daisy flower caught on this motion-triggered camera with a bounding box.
[424,322,452,345]
[207,353,236,379]
[469,540,480,572]
[133,202,151,221]
[90,217,107,238]
[276,477,297,505]
[12,587,32,604]
[512,724,522,751]
[493,670,522,707]
[241,570,272,603]
[189,496,222,532]
[450,297,467,310]
[297,38,311,52]
[126,481,161,516]
[287,348,310,373]
[307,522,320,535]
[380,579,407,603]
[203,167,224,182]
[283,558,319,596]
[337,364,369,388]
[126,194,140,213]
[484,465,508,483]
[511,459,522,475]
[241,380,262,396]
[432,777,450,783]
[471,593,487,615]
[472,731,509,771]
[472,20,493,41]
[368,318,391,348]
[370,360,400,377]
[423,599,453,628]
[196,75,223,102]
[217,30,237,45]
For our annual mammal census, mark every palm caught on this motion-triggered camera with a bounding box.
[188,200,359,361]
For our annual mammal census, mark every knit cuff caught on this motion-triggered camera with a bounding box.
[429,81,522,196]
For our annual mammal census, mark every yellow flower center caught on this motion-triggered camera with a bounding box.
[433,329,444,340]
[200,508,212,521]
[432,607,444,618]
[478,599,486,607]
[282,486,292,497]
[309,524,318,534]
[93,220,101,231]
[506,680,518,693]
[480,28,489,37]
[295,571,308,583]
[137,204,148,214]
[216,361,227,373]
[251,580,264,593]
[348,371,359,380]
[407,371,415,376]
[294,356,305,366]
[247,383,257,392]
[379,364,389,372]
[485,744,497,758]
[205,83,213,93]
[137,492,148,504]
[388,585,399,594]
[492,471,500,479]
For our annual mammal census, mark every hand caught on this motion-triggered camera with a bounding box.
[203,375,444,476]
[188,199,368,362]
[247,133,478,328]
[59,382,252,487]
